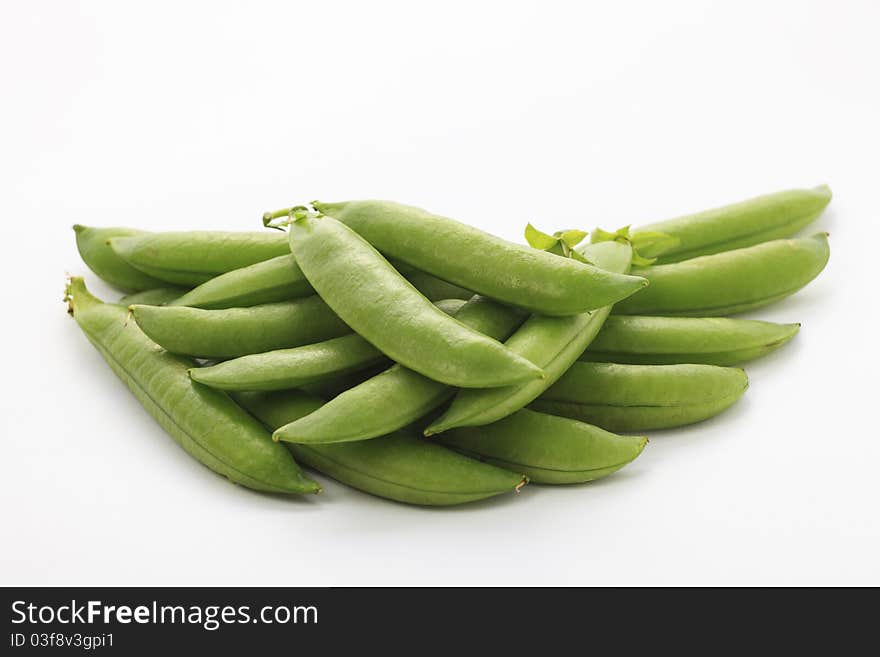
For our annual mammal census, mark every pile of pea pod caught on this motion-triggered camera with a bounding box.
[66,185,831,505]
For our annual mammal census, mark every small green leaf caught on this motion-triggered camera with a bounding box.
[525,222,592,261]
[557,229,588,248]
[589,227,617,244]
[524,223,559,250]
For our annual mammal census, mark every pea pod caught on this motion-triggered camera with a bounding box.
[190,334,385,392]
[117,287,189,307]
[583,316,800,366]
[168,254,470,309]
[425,240,633,435]
[65,277,319,494]
[110,231,289,286]
[131,295,351,359]
[74,225,166,291]
[288,211,543,388]
[614,233,830,316]
[170,254,313,308]
[189,299,467,392]
[440,409,648,484]
[305,200,648,315]
[530,362,748,432]
[272,295,526,444]
[234,390,526,506]
[633,185,831,263]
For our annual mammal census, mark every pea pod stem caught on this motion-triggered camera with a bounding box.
[263,207,297,224]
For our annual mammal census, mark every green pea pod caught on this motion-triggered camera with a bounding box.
[110,231,289,286]
[190,334,386,392]
[169,254,313,308]
[272,295,526,444]
[168,254,470,309]
[188,299,467,392]
[632,186,831,264]
[530,362,748,432]
[233,390,526,506]
[74,225,166,291]
[425,240,633,435]
[305,200,648,315]
[583,316,800,366]
[65,277,319,494]
[613,233,830,316]
[117,287,189,307]
[440,409,648,484]
[288,211,543,388]
[130,295,351,359]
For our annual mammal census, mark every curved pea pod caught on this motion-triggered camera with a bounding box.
[189,299,466,392]
[309,200,648,315]
[633,185,832,263]
[272,295,527,444]
[117,287,189,307]
[74,225,166,291]
[583,316,800,366]
[613,233,830,316]
[169,254,470,310]
[530,362,749,432]
[169,254,313,309]
[288,211,543,388]
[440,409,647,484]
[425,240,633,435]
[64,277,319,494]
[190,334,386,392]
[233,391,526,506]
[110,231,289,286]
[130,295,351,359]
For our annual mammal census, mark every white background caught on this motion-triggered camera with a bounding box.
[2,0,878,586]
